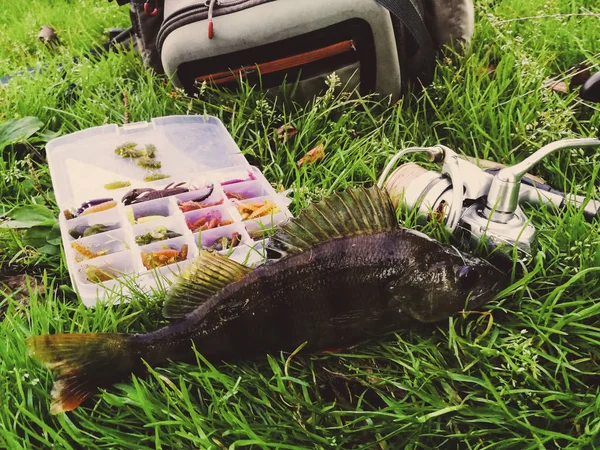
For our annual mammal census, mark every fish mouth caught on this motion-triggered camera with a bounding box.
[468,280,504,309]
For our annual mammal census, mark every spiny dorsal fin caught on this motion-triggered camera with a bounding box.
[269,185,396,255]
[163,250,252,319]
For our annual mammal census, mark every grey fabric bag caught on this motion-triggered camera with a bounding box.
[121,0,474,101]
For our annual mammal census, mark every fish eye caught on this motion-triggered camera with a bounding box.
[457,266,480,289]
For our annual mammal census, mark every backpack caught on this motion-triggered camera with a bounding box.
[114,0,474,101]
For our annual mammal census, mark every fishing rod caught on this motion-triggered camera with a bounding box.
[378,72,600,260]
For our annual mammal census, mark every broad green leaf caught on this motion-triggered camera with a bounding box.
[0,219,55,229]
[23,226,52,248]
[39,244,60,255]
[0,116,43,152]
[1,205,56,229]
[32,128,61,144]
[46,223,62,245]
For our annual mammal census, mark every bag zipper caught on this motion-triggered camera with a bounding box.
[158,0,270,51]
[195,40,357,86]
[165,0,251,21]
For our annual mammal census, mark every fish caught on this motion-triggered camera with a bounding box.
[26,186,509,414]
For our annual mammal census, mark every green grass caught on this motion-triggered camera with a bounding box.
[1,0,600,448]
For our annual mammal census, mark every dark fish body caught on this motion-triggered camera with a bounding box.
[138,231,501,366]
[140,232,408,364]
[26,186,508,414]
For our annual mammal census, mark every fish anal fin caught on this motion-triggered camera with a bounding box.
[269,186,396,255]
[162,251,252,319]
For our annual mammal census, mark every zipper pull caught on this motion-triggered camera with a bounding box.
[207,0,217,40]
[143,0,158,17]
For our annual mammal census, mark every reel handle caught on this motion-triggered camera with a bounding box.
[484,138,600,223]
[485,169,600,218]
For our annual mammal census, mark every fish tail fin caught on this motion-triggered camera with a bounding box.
[26,333,137,414]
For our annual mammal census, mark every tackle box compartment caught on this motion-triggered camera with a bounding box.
[46,115,292,307]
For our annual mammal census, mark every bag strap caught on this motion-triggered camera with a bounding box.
[374,0,435,83]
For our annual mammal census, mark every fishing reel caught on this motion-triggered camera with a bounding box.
[378,73,600,260]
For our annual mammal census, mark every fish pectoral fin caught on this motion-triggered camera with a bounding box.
[163,250,252,319]
[268,186,397,255]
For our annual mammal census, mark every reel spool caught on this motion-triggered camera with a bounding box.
[377,146,466,233]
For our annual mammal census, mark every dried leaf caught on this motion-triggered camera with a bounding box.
[0,274,45,306]
[276,125,298,143]
[37,25,60,47]
[479,64,496,78]
[297,142,325,168]
[168,88,185,99]
[543,79,568,94]
[123,89,129,124]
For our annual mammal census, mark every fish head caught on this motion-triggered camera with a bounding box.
[387,242,509,323]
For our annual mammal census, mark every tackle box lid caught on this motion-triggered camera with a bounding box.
[46,115,248,208]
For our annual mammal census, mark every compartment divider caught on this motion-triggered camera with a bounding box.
[56,159,292,306]
[116,199,145,274]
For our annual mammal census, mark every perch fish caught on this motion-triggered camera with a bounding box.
[27,186,508,414]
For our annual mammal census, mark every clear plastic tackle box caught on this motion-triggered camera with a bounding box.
[46,115,293,307]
